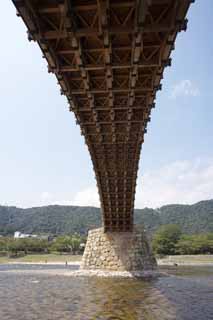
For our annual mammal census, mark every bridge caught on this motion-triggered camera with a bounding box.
[12,0,193,271]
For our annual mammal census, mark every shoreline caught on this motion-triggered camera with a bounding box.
[0,261,213,267]
[0,266,164,279]
[0,254,213,267]
[1,260,212,278]
[0,261,81,265]
[157,261,213,266]
[0,260,213,272]
[157,254,213,266]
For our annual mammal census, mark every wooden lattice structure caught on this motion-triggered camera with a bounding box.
[13,0,193,232]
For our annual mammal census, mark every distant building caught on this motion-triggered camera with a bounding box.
[14,231,38,239]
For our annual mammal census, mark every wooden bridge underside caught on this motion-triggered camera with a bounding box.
[13,0,193,232]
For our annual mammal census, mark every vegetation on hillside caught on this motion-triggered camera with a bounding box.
[0,199,212,236]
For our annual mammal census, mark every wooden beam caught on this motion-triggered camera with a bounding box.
[34,23,177,40]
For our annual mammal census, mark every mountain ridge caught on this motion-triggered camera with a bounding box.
[0,199,212,236]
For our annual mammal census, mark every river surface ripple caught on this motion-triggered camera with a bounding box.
[0,264,213,320]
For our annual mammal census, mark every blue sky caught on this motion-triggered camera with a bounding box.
[0,1,212,208]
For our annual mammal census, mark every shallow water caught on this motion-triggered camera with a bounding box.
[0,264,213,320]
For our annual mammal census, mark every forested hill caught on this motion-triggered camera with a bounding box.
[0,200,212,236]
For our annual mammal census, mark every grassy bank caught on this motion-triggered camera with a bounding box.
[157,254,213,265]
[0,253,82,264]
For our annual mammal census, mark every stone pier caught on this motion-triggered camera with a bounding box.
[81,227,157,271]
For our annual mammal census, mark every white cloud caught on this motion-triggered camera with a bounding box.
[135,158,213,208]
[38,158,213,209]
[41,191,52,201]
[170,80,200,99]
[50,186,100,207]
[71,186,100,207]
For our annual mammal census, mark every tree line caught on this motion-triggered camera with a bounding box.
[152,224,213,255]
[1,225,213,258]
[0,235,86,257]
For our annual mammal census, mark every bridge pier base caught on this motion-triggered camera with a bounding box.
[81,227,157,271]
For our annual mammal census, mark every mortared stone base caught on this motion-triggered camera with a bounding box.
[81,226,157,271]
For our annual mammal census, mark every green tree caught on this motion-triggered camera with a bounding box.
[176,233,213,254]
[7,239,26,255]
[152,224,182,255]
[0,237,10,252]
[7,238,50,256]
[50,235,83,254]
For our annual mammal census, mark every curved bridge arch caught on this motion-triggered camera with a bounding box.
[13,0,193,232]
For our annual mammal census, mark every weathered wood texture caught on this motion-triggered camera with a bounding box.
[13,0,193,232]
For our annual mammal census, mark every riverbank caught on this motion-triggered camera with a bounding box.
[0,253,82,265]
[0,268,162,279]
[1,254,213,266]
[157,254,213,266]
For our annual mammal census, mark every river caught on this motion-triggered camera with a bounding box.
[0,264,212,320]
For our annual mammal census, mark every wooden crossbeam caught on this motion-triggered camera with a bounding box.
[12,0,193,232]
[32,23,179,40]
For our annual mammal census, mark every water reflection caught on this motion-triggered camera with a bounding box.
[83,278,176,320]
[0,265,213,320]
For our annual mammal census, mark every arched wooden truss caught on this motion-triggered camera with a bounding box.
[13,0,193,232]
